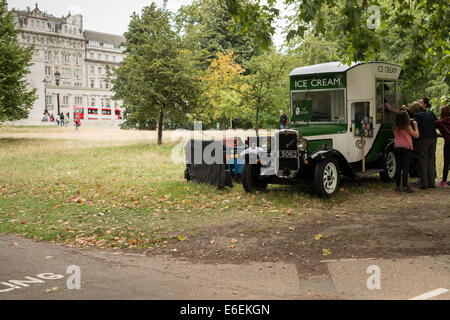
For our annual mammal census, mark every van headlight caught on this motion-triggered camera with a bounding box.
[297,138,308,151]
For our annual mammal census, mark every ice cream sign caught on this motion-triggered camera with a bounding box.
[290,73,346,90]
[374,63,402,78]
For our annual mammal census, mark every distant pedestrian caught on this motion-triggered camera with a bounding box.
[280,110,288,129]
[66,112,70,126]
[393,110,419,193]
[55,113,60,126]
[60,112,65,127]
[50,113,54,122]
[74,115,81,132]
[434,105,450,186]
[413,101,438,189]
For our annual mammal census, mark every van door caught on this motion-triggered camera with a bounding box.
[348,101,376,164]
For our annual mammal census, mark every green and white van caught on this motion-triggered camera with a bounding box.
[242,61,405,197]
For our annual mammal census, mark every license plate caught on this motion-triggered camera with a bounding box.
[280,150,298,158]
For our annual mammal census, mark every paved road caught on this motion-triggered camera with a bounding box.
[0,234,448,300]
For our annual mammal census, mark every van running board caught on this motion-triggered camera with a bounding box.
[354,168,384,178]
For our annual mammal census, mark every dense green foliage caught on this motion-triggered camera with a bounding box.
[0,0,36,122]
[111,0,448,136]
[225,0,449,87]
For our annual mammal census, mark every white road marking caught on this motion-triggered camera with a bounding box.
[409,288,449,300]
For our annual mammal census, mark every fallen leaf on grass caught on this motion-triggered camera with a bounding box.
[209,240,215,245]
[314,234,322,240]
[177,235,187,241]
[322,249,331,256]
[230,239,238,244]
[288,227,295,231]
[232,291,238,295]
[45,256,53,260]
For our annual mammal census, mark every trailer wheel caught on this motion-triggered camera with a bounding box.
[242,163,267,192]
[314,157,340,197]
[380,150,397,182]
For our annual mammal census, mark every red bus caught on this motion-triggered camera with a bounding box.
[73,106,122,120]
[73,106,84,119]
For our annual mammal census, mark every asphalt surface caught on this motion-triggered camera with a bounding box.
[0,234,449,300]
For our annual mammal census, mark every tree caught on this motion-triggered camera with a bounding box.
[240,49,291,134]
[176,0,263,68]
[0,0,36,122]
[111,3,201,145]
[199,51,247,129]
[224,0,450,87]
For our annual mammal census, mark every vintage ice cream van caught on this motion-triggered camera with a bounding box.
[241,61,404,197]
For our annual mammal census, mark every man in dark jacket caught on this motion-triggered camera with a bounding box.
[414,105,438,189]
[280,110,288,129]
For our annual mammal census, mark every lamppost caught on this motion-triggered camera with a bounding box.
[43,78,48,114]
[54,71,61,116]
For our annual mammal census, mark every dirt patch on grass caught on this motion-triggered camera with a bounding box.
[158,191,450,276]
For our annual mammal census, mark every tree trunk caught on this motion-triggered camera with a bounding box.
[157,110,164,145]
[255,103,260,137]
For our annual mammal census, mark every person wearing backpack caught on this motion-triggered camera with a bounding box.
[434,105,450,186]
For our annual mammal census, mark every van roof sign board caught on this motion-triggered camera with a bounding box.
[290,61,359,77]
[290,73,346,90]
[290,61,402,90]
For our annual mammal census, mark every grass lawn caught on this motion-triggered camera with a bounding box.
[0,127,447,252]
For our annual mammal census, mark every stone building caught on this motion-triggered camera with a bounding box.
[9,4,125,124]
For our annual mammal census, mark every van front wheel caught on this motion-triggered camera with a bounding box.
[314,157,340,197]
[242,163,267,192]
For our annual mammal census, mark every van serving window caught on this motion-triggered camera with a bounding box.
[291,89,345,123]
[376,80,402,123]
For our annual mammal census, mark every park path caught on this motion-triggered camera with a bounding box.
[0,234,448,300]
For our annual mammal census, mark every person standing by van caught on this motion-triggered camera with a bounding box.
[413,101,438,189]
[280,110,288,129]
[393,110,419,193]
[435,105,450,186]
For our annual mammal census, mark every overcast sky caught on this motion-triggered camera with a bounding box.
[7,0,286,46]
[7,0,193,35]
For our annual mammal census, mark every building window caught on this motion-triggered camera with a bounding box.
[45,66,51,76]
[105,81,109,89]
[98,54,101,60]
[91,98,95,106]
[63,96,69,105]
[90,66,94,74]
[75,97,83,105]
[98,67,102,74]
[90,53,94,59]
[90,80,95,88]
[112,56,116,62]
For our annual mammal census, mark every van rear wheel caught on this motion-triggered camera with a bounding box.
[380,150,397,182]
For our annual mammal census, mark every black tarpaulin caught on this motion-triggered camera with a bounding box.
[185,140,233,188]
